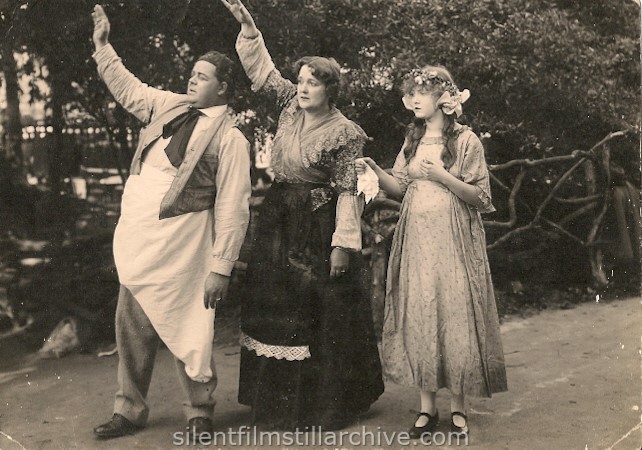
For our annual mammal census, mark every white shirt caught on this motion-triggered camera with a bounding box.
[141,104,251,276]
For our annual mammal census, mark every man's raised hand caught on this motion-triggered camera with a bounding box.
[92,4,110,49]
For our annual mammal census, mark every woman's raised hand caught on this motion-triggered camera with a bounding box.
[220,0,258,37]
[220,0,247,24]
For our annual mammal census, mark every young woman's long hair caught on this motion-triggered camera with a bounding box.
[402,65,459,170]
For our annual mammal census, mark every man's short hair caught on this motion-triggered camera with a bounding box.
[197,51,235,100]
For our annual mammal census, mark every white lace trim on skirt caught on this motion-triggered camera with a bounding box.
[240,332,311,361]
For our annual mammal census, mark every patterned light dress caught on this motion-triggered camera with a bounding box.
[382,127,508,397]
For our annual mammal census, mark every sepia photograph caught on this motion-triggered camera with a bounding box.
[0,0,640,448]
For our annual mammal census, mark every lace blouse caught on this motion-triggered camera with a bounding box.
[236,31,366,251]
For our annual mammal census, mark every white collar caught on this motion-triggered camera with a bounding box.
[197,104,228,118]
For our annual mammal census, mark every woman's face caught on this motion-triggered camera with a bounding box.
[406,87,439,120]
[297,65,330,112]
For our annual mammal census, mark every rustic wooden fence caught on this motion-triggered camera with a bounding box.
[361,129,638,333]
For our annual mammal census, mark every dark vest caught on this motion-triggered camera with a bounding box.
[129,101,237,219]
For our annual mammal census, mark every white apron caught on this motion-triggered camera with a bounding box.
[113,162,214,382]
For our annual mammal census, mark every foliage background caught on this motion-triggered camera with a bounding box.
[0,0,640,288]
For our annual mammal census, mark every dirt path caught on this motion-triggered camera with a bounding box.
[1,297,640,449]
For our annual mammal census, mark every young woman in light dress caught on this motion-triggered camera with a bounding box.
[357,66,507,438]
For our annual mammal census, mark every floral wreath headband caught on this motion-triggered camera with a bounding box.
[401,68,471,118]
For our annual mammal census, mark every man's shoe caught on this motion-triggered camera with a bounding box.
[186,417,213,443]
[93,413,141,439]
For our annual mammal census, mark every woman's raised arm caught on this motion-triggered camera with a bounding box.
[221,0,296,106]
[220,0,259,38]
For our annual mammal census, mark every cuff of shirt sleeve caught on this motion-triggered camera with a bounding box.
[330,236,362,253]
[92,43,116,63]
[210,257,236,277]
[331,223,362,252]
[332,246,357,255]
[330,193,363,252]
[240,30,258,39]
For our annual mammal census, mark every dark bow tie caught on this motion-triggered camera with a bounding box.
[162,107,204,167]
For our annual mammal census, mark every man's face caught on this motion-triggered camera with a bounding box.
[187,60,226,108]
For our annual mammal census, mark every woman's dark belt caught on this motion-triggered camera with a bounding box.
[272,181,335,211]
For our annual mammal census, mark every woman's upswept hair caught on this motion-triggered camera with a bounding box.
[293,56,342,106]
[402,65,459,169]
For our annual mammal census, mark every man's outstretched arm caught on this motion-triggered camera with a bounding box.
[91,4,180,123]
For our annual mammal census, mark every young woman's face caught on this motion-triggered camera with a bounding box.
[297,65,330,112]
[406,87,439,120]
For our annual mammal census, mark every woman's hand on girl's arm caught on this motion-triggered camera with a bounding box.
[220,0,259,38]
[355,157,378,175]
[356,157,404,200]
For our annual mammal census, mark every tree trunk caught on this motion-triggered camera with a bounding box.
[586,151,610,287]
[584,160,597,195]
[368,239,388,341]
[47,73,65,194]
[1,42,24,181]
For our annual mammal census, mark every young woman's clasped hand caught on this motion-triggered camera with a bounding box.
[418,158,449,184]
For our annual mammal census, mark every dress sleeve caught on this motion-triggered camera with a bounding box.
[235,31,297,108]
[459,132,495,213]
[330,132,366,252]
[391,142,411,196]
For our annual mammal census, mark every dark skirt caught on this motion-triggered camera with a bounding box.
[238,182,384,430]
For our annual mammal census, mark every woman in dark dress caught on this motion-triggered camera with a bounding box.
[221,0,384,431]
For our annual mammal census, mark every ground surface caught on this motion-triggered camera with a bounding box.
[0,296,640,450]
